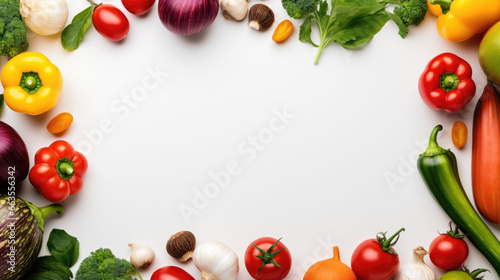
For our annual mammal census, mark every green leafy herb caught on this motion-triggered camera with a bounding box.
[48,229,80,267]
[282,0,427,64]
[61,0,100,51]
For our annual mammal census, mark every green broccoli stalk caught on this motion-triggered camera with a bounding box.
[387,0,429,27]
[75,248,143,280]
[0,0,29,59]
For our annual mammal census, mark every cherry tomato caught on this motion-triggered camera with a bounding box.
[150,266,195,280]
[245,237,292,280]
[429,225,469,271]
[92,4,130,41]
[122,0,156,15]
[351,228,404,280]
[452,120,468,148]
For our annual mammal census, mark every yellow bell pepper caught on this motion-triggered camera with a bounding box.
[427,0,442,16]
[430,0,500,42]
[1,52,62,115]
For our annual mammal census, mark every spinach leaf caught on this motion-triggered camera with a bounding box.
[386,11,409,38]
[299,15,318,47]
[61,5,95,50]
[22,256,73,280]
[283,0,425,64]
[47,229,80,267]
[333,11,390,49]
[21,229,80,280]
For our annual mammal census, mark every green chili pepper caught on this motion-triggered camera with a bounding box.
[417,125,500,276]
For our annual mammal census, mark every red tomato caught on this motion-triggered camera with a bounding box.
[92,4,130,41]
[122,0,156,15]
[351,229,404,280]
[150,266,195,280]
[429,234,469,270]
[245,237,292,280]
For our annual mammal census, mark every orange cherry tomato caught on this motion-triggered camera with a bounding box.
[452,120,468,148]
[47,112,74,134]
[272,20,294,43]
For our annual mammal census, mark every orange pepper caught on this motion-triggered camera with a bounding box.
[272,20,294,43]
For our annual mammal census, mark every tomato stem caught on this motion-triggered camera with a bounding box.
[468,268,490,279]
[377,228,405,255]
[252,238,286,275]
[445,221,467,239]
[86,0,102,9]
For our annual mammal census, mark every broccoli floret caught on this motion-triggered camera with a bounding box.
[282,0,318,19]
[101,258,136,280]
[75,248,142,280]
[0,0,29,59]
[392,0,428,27]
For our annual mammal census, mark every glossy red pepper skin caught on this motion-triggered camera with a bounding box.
[29,141,88,202]
[419,53,476,113]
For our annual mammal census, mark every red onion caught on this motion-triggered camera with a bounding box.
[158,0,219,36]
[0,121,29,192]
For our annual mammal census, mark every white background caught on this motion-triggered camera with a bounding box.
[2,0,499,279]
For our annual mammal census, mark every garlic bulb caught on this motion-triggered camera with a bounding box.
[193,240,239,280]
[128,243,155,269]
[396,246,436,280]
[220,0,248,21]
[20,0,69,35]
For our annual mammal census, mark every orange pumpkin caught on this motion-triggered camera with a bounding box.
[303,246,356,280]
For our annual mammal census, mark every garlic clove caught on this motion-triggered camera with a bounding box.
[248,4,274,31]
[129,243,155,270]
[396,246,436,280]
[193,240,239,280]
[20,0,69,36]
[221,0,249,21]
[166,230,196,262]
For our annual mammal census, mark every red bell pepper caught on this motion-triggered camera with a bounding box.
[419,53,476,113]
[29,140,88,202]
